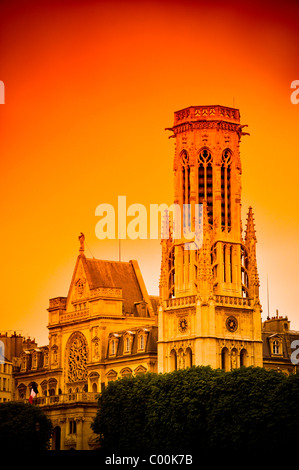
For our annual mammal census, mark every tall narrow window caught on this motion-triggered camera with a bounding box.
[168,246,175,298]
[170,349,177,371]
[182,151,190,229]
[229,245,233,282]
[223,244,226,282]
[221,347,229,371]
[198,149,213,225]
[221,149,232,229]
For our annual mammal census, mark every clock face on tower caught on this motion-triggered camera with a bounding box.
[226,316,238,333]
[178,318,188,333]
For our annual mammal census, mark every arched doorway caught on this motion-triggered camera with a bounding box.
[221,347,229,371]
[185,347,192,368]
[170,349,177,371]
[52,426,61,450]
[240,348,248,367]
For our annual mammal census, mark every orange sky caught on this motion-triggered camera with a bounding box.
[0,0,299,345]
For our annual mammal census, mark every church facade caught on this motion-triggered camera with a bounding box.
[6,105,298,450]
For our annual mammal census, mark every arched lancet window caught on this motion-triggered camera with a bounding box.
[198,149,213,225]
[121,367,132,378]
[221,347,229,371]
[229,245,233,282]
[177,348,185,369]
[223,244,226,282]
[221,149,232,229]
[181,151,190,229]
[240,348,248,367]
[185,347,192,368]
[168,246,175,298]
[170,349,177,371]
[223,244,233,284]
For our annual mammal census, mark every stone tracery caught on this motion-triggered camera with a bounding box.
[67,332,88,383]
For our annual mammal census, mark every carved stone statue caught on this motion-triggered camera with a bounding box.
[79,232,85,253]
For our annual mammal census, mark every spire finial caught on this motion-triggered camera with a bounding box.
[79,232,85,255]
[245,206,257,243]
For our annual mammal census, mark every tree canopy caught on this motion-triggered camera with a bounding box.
[0,401,53,452]
[92,366,299,454]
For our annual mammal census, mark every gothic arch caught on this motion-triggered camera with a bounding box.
[221,149,233,229]
[221,347,229,371]
[197,147,213,225]
[240,348,248,367]
[197,146,213,164]
[231,347,238,369]
[170,349,177,371]
[185,347,193,368]
[181,150,190,208]
[120,367,133,377]
[106,369,117,382]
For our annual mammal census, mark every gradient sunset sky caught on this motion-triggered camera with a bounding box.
[0,0,299,345]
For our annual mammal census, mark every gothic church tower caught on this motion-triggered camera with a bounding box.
[158,105,263,372]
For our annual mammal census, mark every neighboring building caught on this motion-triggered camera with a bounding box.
[262,312,299,374]
[0,359,13,403]
[0,331,23,402]
[159,105,263,373]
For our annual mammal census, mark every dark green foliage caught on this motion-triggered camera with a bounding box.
[92,366,299,454]
[0,401,53,453]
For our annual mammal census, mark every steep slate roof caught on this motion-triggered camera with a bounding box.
[83,258,145,315]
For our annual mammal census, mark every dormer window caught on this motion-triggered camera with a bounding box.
[269,336,283,357]
[272,340,280,355]
[108,334,120,356]
[123,332,134,354]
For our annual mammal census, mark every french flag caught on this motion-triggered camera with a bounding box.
[29,383,38,404]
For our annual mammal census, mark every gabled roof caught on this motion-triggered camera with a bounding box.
[67,255,154,316]
[84,257,143,314]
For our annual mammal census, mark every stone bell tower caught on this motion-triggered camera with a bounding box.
[158,105,263,373]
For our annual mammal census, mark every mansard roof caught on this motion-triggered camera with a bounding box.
[107,325,158,358]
